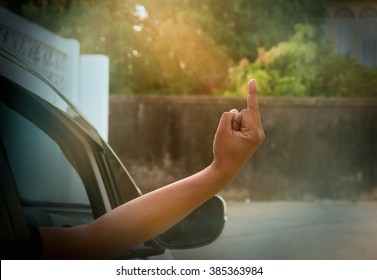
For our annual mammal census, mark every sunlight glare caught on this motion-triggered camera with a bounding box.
[134,4,148,20]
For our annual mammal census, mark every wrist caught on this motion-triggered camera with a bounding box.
[208,159,240,185]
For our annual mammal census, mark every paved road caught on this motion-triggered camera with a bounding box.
[172,201,377,260]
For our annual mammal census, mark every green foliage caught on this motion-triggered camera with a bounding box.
[224,24,377,97]
[314,48,377,97]
[20,0,326,95]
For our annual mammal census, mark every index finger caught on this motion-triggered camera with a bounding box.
[247,79,259,111]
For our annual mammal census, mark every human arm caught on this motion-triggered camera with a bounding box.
[39,79,265,259]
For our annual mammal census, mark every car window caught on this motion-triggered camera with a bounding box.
[0,75,99,227]
[0,101,89,206]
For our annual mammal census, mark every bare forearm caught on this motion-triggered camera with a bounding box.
[39,79,264,260]
[40,163,236,259]
[90,163,237,256]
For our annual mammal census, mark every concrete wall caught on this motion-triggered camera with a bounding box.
[109,96,377,201]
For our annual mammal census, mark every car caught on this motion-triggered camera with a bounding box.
[0,46,226,259]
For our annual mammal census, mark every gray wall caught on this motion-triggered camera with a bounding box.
[109,96,377,201]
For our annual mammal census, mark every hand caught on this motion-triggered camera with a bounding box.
[212,79,265,176]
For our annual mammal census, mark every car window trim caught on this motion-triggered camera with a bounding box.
[0,75,108,218]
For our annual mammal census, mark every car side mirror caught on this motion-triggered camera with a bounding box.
[155,195,226,249]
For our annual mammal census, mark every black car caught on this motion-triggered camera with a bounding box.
[0,47,226,259]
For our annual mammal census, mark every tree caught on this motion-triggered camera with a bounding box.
[225,24,377,97]
[19,0,326,95]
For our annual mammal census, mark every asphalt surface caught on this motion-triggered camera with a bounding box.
[172,201,377,260]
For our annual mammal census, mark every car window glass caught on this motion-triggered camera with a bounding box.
[0,101,90,206]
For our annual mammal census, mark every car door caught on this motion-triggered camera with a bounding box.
[0,49,169,259]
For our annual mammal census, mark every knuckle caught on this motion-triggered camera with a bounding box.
[222,111,234,118]
[259,129,266,142]
[249,105,260,113]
